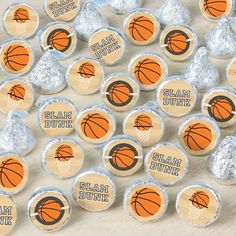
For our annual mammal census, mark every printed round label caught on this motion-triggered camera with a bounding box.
[227,57,236,89]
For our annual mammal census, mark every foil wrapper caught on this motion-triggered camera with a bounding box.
[110,0,142,15]
[29,51,66,94]
[205,17,236,58]
[0,111,35,156]
[155,0,190,26]
[208,136,236,185]
[184,47,220,92]
[74,1,108,41]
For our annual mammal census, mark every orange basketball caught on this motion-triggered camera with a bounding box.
[131,187,161,217]
[203,0,228,18]
[8,84,25,101]
[134,115,153,131]
[190,191,210,209]
[183,123,213,151]
[134,58,162,85]
[4,45,30,72]
[128,16,154,42]
[14,8,30,23]
[78,62,95,78]
[0,158,24,188]
[81,113,110,139]
[55,145,74,162]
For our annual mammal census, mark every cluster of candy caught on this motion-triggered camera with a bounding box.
[0,0,236,234]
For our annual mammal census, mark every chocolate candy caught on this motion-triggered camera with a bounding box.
[227,56,236,88]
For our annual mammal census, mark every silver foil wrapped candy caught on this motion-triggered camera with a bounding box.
[208,136,236,185]
[0,111,35,156]
[29,51,66,94]
[74,1,108,41]
[110,0,142,15]
[155,0,190,26]
[205,17,236,58]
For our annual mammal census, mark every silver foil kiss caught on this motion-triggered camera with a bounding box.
[110,0,142,15]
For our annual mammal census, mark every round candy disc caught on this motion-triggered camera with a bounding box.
[88,27,126,65]
[0,39,34,75]
[157,76,197,117]
[0,194,17,235]
[199,0,234,21]
[178,114,221,155]
[124,179,168,222]
[128,52,168,90]
[72,170,116,212]
[227,57,236,89]
[3,3,39,38]
[0,78,34,113]
[160,25,197,61]
[145,143,189,185]
[27,188,71,231]
[123,9,160,45]
[176,183,221,226]
[44,0,81,21]
[101,74,140,112]
[42,137,84,178]
[40,22,77,59]
[202,87,236,127]
[66,57,104,95]
[102,136,143,176]
[123,106,165,147]
[76,105,116,144]
[39,97,76,137]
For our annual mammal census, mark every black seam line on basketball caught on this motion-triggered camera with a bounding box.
[185,129,192,150]
[10,86,25,97]
[51,41,70,47]
[129,15,145,41]
[83,122,100,139]
[137,61,161,67]
[213,104,225,119]
[1,171,17,187]
[168,38,189,44]
[133,18,155,23]
[134,125,153,128]
[169,33,185,38]
[168,42,176,53]
[189,199,208,209]
[204,6,221,16]
[55,156,74,159]
[132,196,161,207]
[84,116,109,122]
[5,60,27,67]
[38,210,59,221]
[50,37,70,41]
[131,200,154,216]
[130,26,146,40]
[56,147,73,155]
[38,207,62,212]
[193,192,210,202]
[110,88,131,97]
[83,118,108,134]
[77,72,95,77]
[86,113,108,119]
[129,22,154,34]
[2,159,20,165]
[193,194,209,207]
[115,155,130,167]
[111,91,126,104]
[40,200,58,206]
[13,18,30,21]
[135,65,161,76]
[4,60,17,71]
[80,68,92,78]
[114,152,135,161]
[6,46,25,55]
[38,211,47,222]
[189,126,212,131]
[56,149,73,156]
[203,2,227,13]
[3,53,29,60]
[213,99,234,105]
[134,191,160,196]
[109,84,129,88]
[184,134,205,150]
[203,1,227,6]
[213,101,232,115]
[7,93,24,100]
[51,31,69,38]
[136,188,148,195]
[135,69,157,84]
[133,187,147,216]
[1,166,23,179]
[169,41,186,52]
[80,65,95,74]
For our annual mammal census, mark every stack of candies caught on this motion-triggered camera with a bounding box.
[1,0,236,234]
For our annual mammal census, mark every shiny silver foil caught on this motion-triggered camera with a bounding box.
[74,1,108,41]
[29,52,66,94]
[205,17,236,58]
[155,0,190,26]
[0,111,35,156]
[184,47,220,92]
[208,136,236,185]
[110,0,142,15]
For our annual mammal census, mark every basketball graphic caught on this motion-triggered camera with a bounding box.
[189,191,210,209]
[0,158,24,189]
[3,44,30,72]
[81,113,110,139]
[8,84,25,101]
[131,187,161,217]
[47,28,72,52]
[208,95,235,122]
[109,143,139,171]
[201,0,228,19]
[55,145,74,162]
[183,123,213,151]
[78,62,95,78]
[34,196,65,225]
[13,8,30,23]
[134,115,153,131]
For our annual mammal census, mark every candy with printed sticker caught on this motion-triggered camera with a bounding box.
[227,57,236,89]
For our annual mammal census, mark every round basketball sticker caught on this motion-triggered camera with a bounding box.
[44,0,81,21]
[124,180,168,222]
[101,74,140,112]
[88,27,126,65]
[27,188,71,231]
[0,194,17,235]
[66,57,104,95]
[0,78,34,113]
[38,97,77,137]
[76,105,116,144]
[160,25,197,61]
[102,136,143,176]
[123,106,165,147]
[157,76,197,117]
[202,88,236,127]
[3,3,39,38]
[178,114,221,155]
[40,22,77,58]
[72,170,116,212]
[227,57,236,89]
[128,52,168,90]
[199,0,233,21]
[0,39,34,75]
[42,137,84,178]
[176,183,221,226]
[124,9,160,45]
[145,143,189,185]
